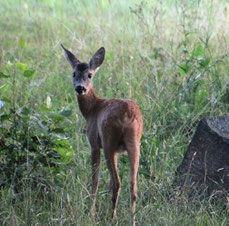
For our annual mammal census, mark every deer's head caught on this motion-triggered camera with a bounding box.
[61,44,105,96]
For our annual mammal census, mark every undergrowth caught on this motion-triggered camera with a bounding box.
[0,0,229,225]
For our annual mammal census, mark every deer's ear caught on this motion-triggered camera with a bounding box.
[89,47,105,72]
[61,44,80,69]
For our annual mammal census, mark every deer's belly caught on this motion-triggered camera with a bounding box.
[116,140,127,153]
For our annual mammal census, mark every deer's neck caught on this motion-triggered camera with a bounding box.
[77,88,100,120]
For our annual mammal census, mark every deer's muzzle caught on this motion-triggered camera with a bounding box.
[75,85,86,95]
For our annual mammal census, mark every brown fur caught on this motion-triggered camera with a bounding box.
[61,45,143,225]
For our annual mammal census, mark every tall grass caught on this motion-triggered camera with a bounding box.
[0,0,229,225]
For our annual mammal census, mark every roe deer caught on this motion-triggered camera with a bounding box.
[61,44,143,224]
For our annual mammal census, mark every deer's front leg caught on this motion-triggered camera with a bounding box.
[91,147,101,216]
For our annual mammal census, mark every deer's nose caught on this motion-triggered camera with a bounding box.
[75,85,86,95]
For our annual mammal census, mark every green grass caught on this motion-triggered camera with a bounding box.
[0,0,229,225]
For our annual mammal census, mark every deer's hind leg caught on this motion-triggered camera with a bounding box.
[124,129,141,225]
[105,151,120,219]
[127,143,140,214]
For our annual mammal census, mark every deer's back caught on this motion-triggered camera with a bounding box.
[86,98,143,150]
[97,98,142,139]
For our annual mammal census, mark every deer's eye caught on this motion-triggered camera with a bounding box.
[73,72,76,78]
[88,73,92,79]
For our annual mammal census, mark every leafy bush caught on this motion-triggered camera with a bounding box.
[0,64,74,193]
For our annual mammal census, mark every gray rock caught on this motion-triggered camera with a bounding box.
[174,116,229,198]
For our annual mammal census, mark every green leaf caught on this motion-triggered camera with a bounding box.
[23,70,35,78]
[16,62,28,73]
[54,144,73,162]
[192,44,205,57]
[0,72,10,78]
[178,63,190,76]
[1,97,12,104]
[18,37,25,49]
[0,113,11,122]
[40,105,51,112]
[0,84,10,92]
[59,109,72,117]
[56,139,70,147]
[198,57,210,68]
[52,128,65,134]
[49,113,64,122]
